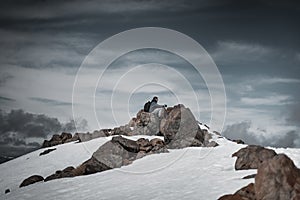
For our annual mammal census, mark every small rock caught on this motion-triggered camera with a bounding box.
[39,148,56,156]
[232,139,245,144]
[20,175,44,187]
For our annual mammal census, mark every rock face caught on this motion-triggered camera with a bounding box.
[19,175,44,187]
[218,183,255,200]
[255,154,300,200]
[232,145,277,170]
[160,104,209,149]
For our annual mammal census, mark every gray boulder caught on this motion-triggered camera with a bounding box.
[92,139,137,169]
[160,104,207,149]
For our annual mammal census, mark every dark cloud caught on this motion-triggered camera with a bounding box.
[0,96,15,102]
[30,97,72,106]
[0,109,88,163]
[223,121,300,148]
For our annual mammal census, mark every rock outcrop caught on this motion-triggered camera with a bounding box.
[41,104,215,148]
[255,154,300,200]
[22,104,218,187]
[45,166,76,182]
[80,135,168,173]
[160,104,211,149]
[26,136,169,184]
[42,132,77,148]
[232,145,277,170]
[220,146,300,200]
[19,175,44,187]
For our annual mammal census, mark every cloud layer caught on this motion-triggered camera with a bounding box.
[0,109,88,161]
[223,121,300,148]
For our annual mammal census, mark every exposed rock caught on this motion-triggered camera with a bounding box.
[44,166,76,182]
[255,154,300,200]
[42,132,75,148]
[136,151,147,159]
[76,129,111,142]
[92,140,136,169]
[5,189,10,194]
[160,104,209,149]
[39,148,56,156]
[231,139,245,144]
[232,145,277,170]
[220,153,300,200]
[111,125,132,136]
[73,157,112,176]
[20,175,44,187]
[150,138,168,153]
[42,135,169,183]
[130,110,161,136]
[218,183,255,200]
[136,138,150,147]
[243,174,256,179]
[206,141,219,147]
[111,136,140,153]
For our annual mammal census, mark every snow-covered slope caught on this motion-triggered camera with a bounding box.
[1,132,300,200]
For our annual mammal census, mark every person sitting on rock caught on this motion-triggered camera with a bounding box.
[149,96,167,118]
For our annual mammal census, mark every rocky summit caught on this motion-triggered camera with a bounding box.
[22,104,215,187]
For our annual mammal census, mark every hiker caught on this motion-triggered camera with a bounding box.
[149,96,167,118]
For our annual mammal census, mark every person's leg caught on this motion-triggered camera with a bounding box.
[151,108,160,117]
[158,108,166,118]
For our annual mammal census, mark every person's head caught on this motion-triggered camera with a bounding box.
[152,96,158,102]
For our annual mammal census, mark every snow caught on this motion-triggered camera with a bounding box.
[1,133,299,200]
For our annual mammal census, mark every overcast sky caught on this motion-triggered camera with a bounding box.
[0,0,300,160]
